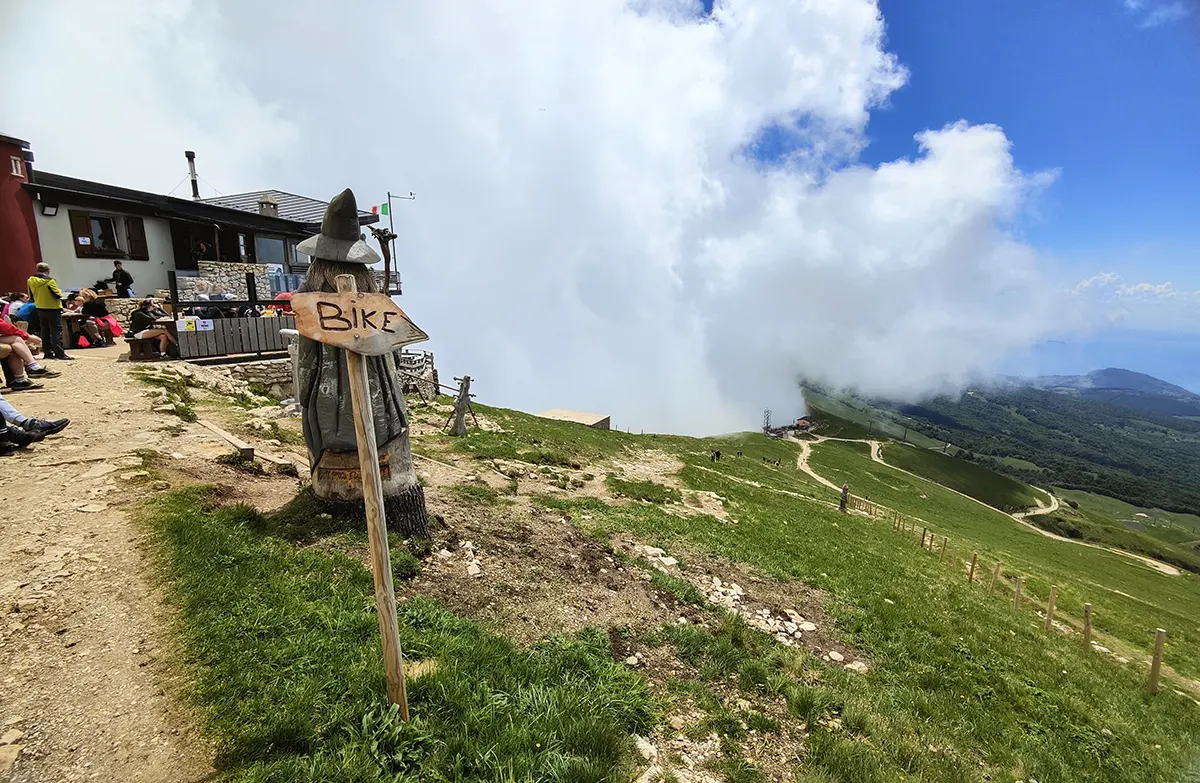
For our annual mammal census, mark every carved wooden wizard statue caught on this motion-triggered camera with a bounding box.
[296,189,429,538]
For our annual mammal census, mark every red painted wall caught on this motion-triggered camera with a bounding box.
[0,139,41,294]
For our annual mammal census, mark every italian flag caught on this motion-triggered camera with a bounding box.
[371,203,389,216]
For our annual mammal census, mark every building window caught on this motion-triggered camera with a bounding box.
[67,209,150,260]
[238,233,248,261]
[254,235,286,265]
[90,216,121,252]
[10,157,23,177]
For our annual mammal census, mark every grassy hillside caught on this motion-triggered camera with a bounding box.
[892,387,1200,516]
[878,442,1043,513]
[801,386,944,448]
[808,440,1200,680]
[1043,489,1200,575]
[144,397,1200,782]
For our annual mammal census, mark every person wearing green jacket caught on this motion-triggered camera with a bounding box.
[27,263,71,360]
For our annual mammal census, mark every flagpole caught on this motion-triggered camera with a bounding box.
[385,190,415,296]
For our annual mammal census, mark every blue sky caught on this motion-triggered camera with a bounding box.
[875,0,1200,388]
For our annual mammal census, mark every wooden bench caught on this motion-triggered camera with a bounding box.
[126,337,160,362]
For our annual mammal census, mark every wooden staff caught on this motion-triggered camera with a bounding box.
[335,274,409,717]
[968,552,978,583]
[988,563,1001,596]
[1013,576,1023,610]
[940,536,948,563]
[1083,603,1093,649]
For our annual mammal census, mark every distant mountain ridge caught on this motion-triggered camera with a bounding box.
[997,368,1200,419]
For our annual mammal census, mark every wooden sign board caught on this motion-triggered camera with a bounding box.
[292,291,428,355]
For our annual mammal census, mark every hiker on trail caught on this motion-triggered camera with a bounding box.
[110,260,134,298]
[839,482,850,512]
[0,320,59,390]
[27,263,71,361]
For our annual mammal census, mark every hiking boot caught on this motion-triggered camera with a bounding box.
[57,354,75,361]
[7,378,43,391]
[0,442,15,457]
[21,417,70,436]
[0,426,43,448]
[27,366,61,377]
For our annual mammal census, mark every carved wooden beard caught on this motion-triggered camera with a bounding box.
[298,259,378,295]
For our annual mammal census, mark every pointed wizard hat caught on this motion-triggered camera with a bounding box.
[297,188,381,265]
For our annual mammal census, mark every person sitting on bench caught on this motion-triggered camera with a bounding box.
[129,298,177,357]
[78,289,119,347]
[0,320,59,390]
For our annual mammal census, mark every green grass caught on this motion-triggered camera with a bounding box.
[809,440,1200,681]
[447,483,503,506]
[801,388,945,449]
[649,570,707,606]
[542,468,1200,780]
[1002,456,1045,473]
[142,487,656,782]
[1045,489,1200,575]
[879,442,1043,513]
[606,477,682,504]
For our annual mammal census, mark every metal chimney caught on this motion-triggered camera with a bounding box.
[184,150,200,200]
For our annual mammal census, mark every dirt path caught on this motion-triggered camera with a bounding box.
[0,346,214,782]
[797,435,1181,577]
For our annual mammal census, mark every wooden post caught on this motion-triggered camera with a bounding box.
[449,375,472,436]
[920,527,927,549]
[940,536,948,563]
[988,563,1001,595]
[1148,628,1167,694]
[1044,586,1058,633]
[334,274,409,717]
[1083,603,1093,649]
[1013,576,1023,610]
[968,552,978,583]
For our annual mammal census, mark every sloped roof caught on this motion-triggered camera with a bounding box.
[200,189,377,227]
[537,409,611,427]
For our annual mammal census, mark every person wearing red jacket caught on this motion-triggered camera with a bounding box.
[0,319,60,390]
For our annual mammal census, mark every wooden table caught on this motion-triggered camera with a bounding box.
[61,312,86,348]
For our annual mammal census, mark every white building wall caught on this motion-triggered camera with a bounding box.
[33,203,173,294]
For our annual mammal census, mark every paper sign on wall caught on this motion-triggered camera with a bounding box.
[196,319,214,332]
[77,237,91,245]
[177,319,196,331]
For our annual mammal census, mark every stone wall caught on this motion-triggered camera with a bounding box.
[227,358,294,400]
[102,297,142,328]
[176,261,270,302]
[193,347,436,403]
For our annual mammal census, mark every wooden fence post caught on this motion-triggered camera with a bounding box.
[940,537,948,563]
[1013,576,1023,610]
[968,552,978,583]
[1044,586,1058,633]
[1148,628,1167,694]
[921,527,927,548]
[988,563,1001,595]
[1083,603,1093,650]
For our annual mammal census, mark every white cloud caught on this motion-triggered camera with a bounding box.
[1122,0,1193,27]
[1073,273,1200,332]
[3,0,1079,431]
[1075,272,1120,292]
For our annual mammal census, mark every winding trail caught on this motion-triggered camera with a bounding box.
[794,435,1181,577]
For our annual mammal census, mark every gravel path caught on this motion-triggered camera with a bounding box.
[0,346,213,782]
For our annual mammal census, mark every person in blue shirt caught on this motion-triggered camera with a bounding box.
[15,299,36,324]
